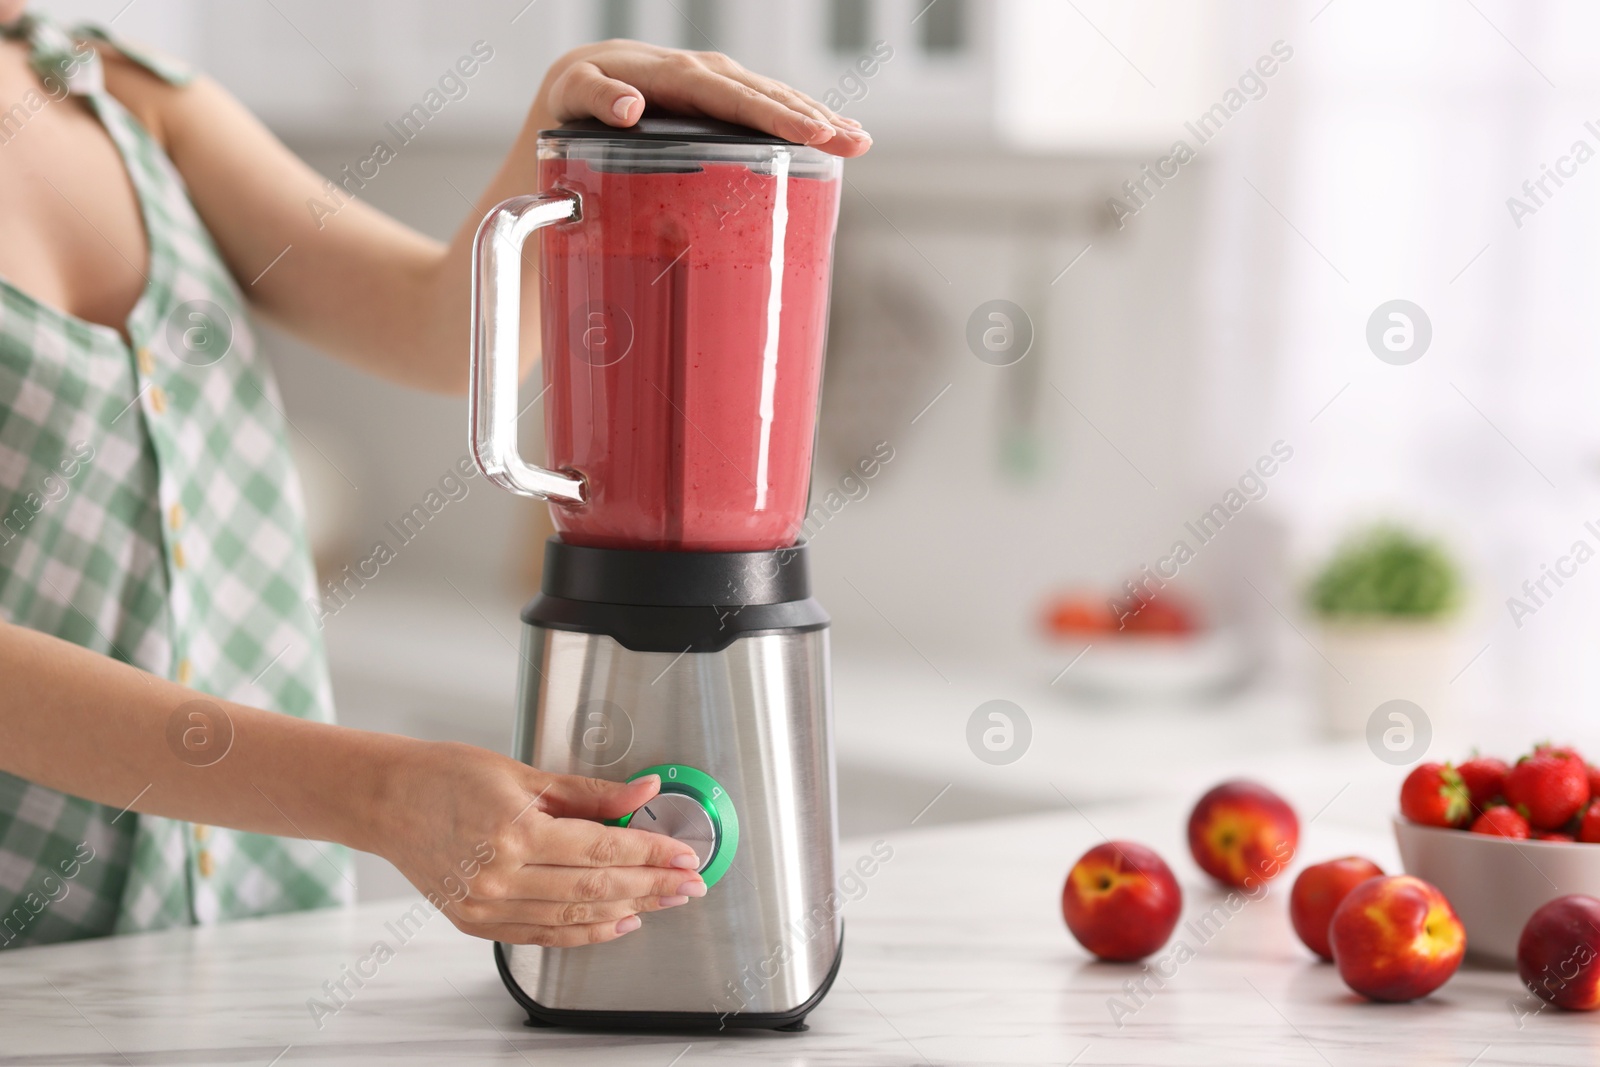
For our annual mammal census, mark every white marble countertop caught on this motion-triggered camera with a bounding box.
[6,779,1596,1066]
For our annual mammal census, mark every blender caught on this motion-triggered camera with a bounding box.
[470,116,844,1031]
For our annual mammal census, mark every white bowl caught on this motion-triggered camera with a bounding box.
[1047,627,1255,701]
[1393,817,1600,966]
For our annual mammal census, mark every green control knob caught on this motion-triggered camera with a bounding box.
[612,764,738,888]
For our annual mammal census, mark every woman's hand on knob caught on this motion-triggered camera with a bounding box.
[531,40,873,157]
[372,740,705,947]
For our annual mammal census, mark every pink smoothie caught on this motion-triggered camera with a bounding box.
[539,156,840,552]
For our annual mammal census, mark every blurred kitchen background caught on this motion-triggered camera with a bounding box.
[35,0,1600,896]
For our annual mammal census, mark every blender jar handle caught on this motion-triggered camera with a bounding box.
[469,193,586,503]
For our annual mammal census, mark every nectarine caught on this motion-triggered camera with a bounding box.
[1062,840,1183,962]
[1329,875,1464,1002]
[1186,780,1298,889]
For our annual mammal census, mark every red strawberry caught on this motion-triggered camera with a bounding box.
[1505,752,1591,830]
[1579,801,1600,844]
[1588,764,1600,801]
[1400,763,1471,828]
[1457,756,1509,811]
[1534,831,1575,842]
[1472,805,1531,839]
[1535,742,1584,762]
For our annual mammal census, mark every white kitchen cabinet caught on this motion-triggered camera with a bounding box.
[995,0,1225,153]
[38,0,1220,153]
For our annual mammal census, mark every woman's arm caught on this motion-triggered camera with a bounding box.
[0,621,706,946]
[102,40,870,393]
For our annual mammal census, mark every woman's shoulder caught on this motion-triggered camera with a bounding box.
[66,25,197,153]
[95,40,185,149]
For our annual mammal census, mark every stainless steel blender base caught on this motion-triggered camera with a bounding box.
[499,623,842,1029]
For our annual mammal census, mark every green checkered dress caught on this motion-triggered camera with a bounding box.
[0,15,353,947]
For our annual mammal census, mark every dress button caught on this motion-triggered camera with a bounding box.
[149,386,168,414]
[197,849,214,878]
[176,658,193,685]
[136,346,155,375]
[193,824,210,843]
[173,543,187,570]
[169,503,184,531]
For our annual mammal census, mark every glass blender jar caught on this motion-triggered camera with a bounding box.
[471,116,843,550]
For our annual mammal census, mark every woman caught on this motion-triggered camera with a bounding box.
[0,4,869,948]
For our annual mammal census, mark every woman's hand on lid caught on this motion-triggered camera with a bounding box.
[533,40,872,157]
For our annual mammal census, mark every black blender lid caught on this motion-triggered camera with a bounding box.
[543,114,790,145]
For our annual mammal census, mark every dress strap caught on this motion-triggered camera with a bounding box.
[0,12,193,98]
[72,24,195,87]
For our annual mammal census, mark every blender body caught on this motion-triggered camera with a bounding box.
[497,541,838,1028]
[470,117,845,1030]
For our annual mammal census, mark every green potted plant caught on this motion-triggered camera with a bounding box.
[1307,525,1466,738]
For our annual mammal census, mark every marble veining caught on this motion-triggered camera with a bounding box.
[2,782,1597,1065]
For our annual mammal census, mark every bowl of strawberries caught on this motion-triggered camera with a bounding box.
[1394,744,1600,964]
